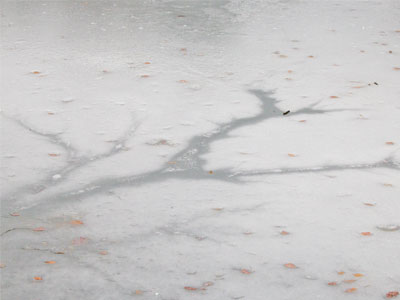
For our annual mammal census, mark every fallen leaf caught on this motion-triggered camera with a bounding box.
[308,55,314,58]
[10,212,20,216]
[298,120,307,123]
[280,230,290,235]
[33,227,46,232]
[383,183,393,187]
[330,96,339,99]
[180,48,187,52]
[32,71,41,74]
[212,208,224,211]
[144,62,151,64]
[393,67,400,71]
[288,153,296,157]
[0,263,5,268]
[209,170,213,174]
[345,288,357,293]
[386,291,399,298]
[328,282,338,286]
[72,237,88,245]
[353,273,363,277]
[141,75,150,78]
[47,112,54,115]
[288,70,293,73]
[179,80,188,83]
[135,290,143,295]
[364,203,375,206]
[284,263,297,269]
[70,220,83,225]
[184,286,197,291]
[338,271,345,275]
[279,54,288,58]
[34,276,43,281]
[48,153,60,157]
[343,279,357,283]
[54,251,65,254]
[44,261,56,264]
[386,142,394,145]
[240,269,253,274]
[361,232,372,236]
[202,281,214,287]
[99,250,108,255]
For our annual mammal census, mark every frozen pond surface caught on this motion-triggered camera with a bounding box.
[1,0,400,299]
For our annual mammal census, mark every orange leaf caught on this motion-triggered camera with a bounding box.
[386,142,394,145]
[328,282,338,286]
[284,263,297,269]
[72,237,88,245]
[288,153,296,157]
[184,286,197,291]
[33,227,46,232]
[144,62,151,64]
[178,80,188,83]
[48,153,60,157]
[44,261,56,264]
[240,269,253,274]
[361,232,372,236]
[99,250,108,255]
[141,75,150,78]
[32,71,41,74]
[343,279,357,283]
[353,273,363,277]
[34,276,43,281]
[337,271,345,275]
[0,263,5,268]
[345,288,357,293]
[280,230,290,235]
[298,120,307,123]
[364,203,375,206]
[330,96,339,99]
[308,55,314,58]
[386,291,399,298]
[70,220,83,225]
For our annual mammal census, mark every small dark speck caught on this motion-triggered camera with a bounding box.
[374,82,378,85]
[283,110,290,115]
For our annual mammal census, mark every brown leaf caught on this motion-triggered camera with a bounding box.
[361,232,372,236]
[44,261,56,264]
[288,153,297,157]
[328,281,338,286]
[330,96,339,99]
[345,288,357,293]
[141,75,150,78]
[240,269,253,274]
[386,142,395,145]
[99,250,108,255]
[308,55,314,58]
[70,220,83,225]
[279,54,288,58]
[280,230,290,235]
[364,203,375,206]
[34,276,43,281]
[386,291,399,298]
[54,251,65,254]
[208,170,213,174]
[184,286,197,291]
[384,183,393,187]
[33,227,46,232]
[284,263,297,269]
[144,62,151,65]
[394,67,400,71]
[135,290,143,295]
[48,153,60,157]
[298,120,307,123]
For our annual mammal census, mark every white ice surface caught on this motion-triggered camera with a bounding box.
[1,1,400,299]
